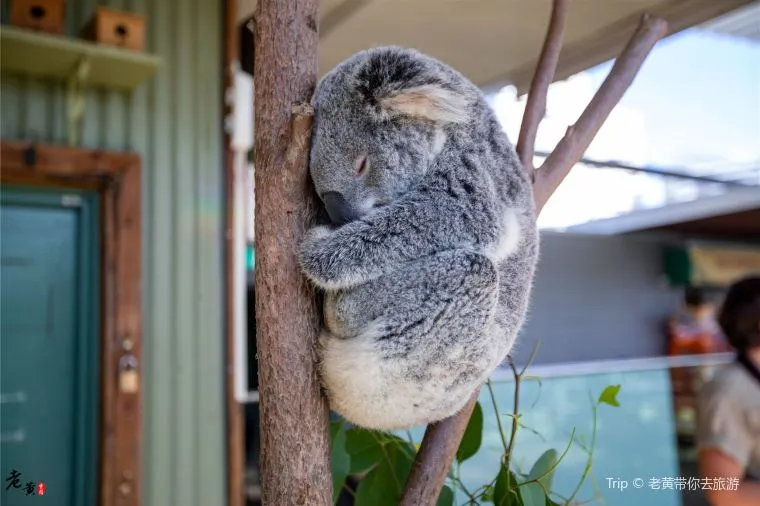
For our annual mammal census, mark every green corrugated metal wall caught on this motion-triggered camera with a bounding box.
[0,1,226,505]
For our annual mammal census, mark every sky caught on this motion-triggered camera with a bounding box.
[489,20,760,229]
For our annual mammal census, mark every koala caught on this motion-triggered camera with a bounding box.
[298,46,539,431]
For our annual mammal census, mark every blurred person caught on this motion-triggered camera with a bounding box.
[669,286,731,447]
[668,286,729,356]
[697,276,760,506]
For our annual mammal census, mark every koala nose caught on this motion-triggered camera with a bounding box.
[322,192,360,225]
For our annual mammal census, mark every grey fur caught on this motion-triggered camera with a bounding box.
[298,46,539,431]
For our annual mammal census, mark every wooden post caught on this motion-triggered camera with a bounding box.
[252,1,333,505]
[222,2,244,506]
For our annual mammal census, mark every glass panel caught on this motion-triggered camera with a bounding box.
[400,356,739,506]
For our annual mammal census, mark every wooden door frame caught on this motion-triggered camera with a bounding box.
[1,139,143,506]
[223,0,246,505]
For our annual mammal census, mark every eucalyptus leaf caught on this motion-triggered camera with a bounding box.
[385,433,419,461]
[354,463,395,506]
[519,453,556,506]
[493,465,523,506]
[598,384,622,407]
[354,442,413,506]
[330,422,351,504]
[457,401,484,463]
[481,484,495,502]
[329,419,343,440]
[436,484,455,506]
[345,428,385,474]
[519,486,545,506]
[528,449,558,487]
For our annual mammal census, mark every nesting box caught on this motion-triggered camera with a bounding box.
[80,7,146,52]
[10,0,67,35]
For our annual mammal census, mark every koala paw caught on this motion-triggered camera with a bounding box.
[298,225,336,286]
[298,224,370,290]
[299,225,333,259]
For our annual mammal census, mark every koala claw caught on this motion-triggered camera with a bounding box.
[298,225,345,289]
[299,225,331,259]
[306,225,333,242]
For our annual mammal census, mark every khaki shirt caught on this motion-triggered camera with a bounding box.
[697,361,760,480]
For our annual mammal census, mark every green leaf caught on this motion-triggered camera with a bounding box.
[520,488,545,506]
[330,421,351,504]
[329,418,350,444]
[354,442,413,506]
[545,498,562,506]
[457,401,484,463]
[519,449,558,506]
[528,449,558,488]
[436,485,455,506]
[481,484,495,502]
[520,481,545,505]
[493,464,523,506]
[354,463,395,506]
[345,428,385,474]
[598,384,622,407]
[384,432,418,455]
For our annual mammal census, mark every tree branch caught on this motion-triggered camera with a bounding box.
[516,0,571,180]
[399,394,479,506]
[400,10,668,505]
[533,13,668,212]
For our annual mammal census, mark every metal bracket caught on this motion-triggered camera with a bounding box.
[66,56,91,147]
[23,143,36,167]
[1,429,26,444]
[61,194,83,207]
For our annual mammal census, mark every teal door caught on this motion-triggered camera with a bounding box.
[1,187,99,506]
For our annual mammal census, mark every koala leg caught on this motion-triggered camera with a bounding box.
[318,249,504,431]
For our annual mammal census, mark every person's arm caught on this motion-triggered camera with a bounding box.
[696,374,758,506]
[699,448,760,506]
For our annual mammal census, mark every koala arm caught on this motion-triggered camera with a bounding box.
[298,190,505,291]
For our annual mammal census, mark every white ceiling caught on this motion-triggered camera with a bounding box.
[238,0,756,93]
[702,0,760,43]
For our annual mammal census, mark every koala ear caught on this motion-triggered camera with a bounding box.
[378,84,470,124]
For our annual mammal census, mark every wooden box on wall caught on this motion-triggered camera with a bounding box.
[10,0,67,35]
[79,6,146,51]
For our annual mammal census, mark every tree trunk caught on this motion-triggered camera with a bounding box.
[252,1,333,504]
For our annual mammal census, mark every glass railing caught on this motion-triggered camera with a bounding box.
[401,353,736,506]
[242,352,740,506]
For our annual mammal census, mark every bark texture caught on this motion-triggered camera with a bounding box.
[252,0,333,504]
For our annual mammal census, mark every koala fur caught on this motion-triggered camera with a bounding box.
[298,46,539,431]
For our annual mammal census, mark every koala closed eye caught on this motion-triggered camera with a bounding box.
[355,155,369,177]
